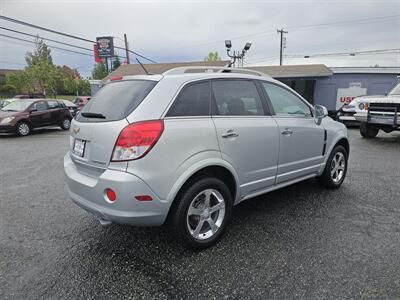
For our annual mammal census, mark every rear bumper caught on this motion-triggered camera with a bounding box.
[64,153,169,226]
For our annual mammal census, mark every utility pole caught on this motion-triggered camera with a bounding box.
[105,57,109,73]
[124,33,130,64]
[277,28,288,66]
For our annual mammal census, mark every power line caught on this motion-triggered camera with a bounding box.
[0,27,93,52]
[0,15,157,63]
[243,48,400,65]
[287,48,400,58]
[288,14,400,31]
[0,26,127,60]
[0,34,94,57]
[162,14,400,51]
[245,56,278,64]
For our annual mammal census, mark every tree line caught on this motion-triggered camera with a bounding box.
[1,37,95,97]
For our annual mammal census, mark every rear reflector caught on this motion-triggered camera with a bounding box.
[111,120,164,161]
[135,195,153,201]
[110,76,123,81]
[105,188,117,202]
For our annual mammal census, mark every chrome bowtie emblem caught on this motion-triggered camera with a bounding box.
[73,127,80,134]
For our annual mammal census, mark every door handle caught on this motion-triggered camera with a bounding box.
[222,130,239,138]
[281,128,293,136]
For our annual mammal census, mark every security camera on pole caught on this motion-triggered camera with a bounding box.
[225,40,252,68]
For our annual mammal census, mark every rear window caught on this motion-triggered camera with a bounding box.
[76,80,157,122]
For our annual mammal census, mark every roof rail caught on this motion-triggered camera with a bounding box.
[163,66,268,77]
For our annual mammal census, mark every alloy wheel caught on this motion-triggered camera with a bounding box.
[18,123,30,136]
[186,189,226,240]
[330,152,345,183]
[63,119,71,129]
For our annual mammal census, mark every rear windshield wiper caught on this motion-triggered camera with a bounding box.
[81,112,106,119]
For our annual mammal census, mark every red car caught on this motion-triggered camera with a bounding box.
[73,96,91,110]
[0,99,72,136]
[13,94,43,99]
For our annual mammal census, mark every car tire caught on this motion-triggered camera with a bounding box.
[360,122,378,138]
[317,145,348,189]
[60,118,71,130]
[171,177,232,250]
[16,121,31,136]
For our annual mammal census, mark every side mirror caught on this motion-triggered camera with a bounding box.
[314,105,328,120]
[29,108,37,113]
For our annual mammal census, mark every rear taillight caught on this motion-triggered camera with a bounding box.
[111,120,164,161]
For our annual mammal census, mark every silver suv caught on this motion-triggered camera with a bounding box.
[64,67,349,249]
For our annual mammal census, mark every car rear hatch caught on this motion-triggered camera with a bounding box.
[69,78,158,175]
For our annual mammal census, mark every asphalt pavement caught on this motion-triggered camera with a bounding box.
[1,128,400,299]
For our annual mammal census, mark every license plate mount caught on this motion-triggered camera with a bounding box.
[73,139,86,157]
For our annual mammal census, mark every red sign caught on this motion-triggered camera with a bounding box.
[339,96,356,104]
[93,44,104,63]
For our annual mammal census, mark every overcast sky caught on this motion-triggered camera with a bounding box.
[1,0,399,77]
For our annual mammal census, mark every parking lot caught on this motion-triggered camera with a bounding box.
[1,128,399,299]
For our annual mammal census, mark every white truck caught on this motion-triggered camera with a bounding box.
[337,95,381,125]
[354,83,400,138]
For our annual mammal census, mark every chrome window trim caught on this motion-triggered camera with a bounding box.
[211,115,273,119]
[164,115,211,120]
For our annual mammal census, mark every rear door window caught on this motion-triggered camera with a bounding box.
[33,101,48,111]
[76,80,157,122]
[211,80,265,116]
[47,101,59,109]
[166,81,210,117]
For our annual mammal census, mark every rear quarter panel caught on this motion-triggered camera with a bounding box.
[125,118,226,204]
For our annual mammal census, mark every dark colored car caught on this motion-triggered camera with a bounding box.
[73,96,91,110]
[13,94,43,99]
[61,99,78,117]
[0,99,72,136]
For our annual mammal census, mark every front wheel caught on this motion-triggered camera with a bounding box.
[360,122,378,138]
[171,177,232,250]
[60,118,71,130]
[317,145,348,189]
[16,121,31,136]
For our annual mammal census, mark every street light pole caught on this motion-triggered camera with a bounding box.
[225,40,252,68]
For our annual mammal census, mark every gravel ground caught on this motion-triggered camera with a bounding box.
[1,128,399,299]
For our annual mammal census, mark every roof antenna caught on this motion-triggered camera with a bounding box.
[135,57,153,75]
